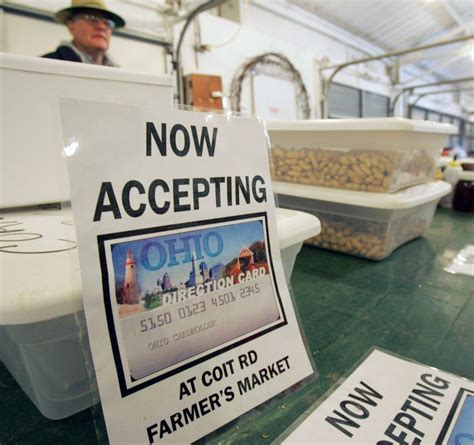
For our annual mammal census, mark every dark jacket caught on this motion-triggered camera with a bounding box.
[42,46,82,63]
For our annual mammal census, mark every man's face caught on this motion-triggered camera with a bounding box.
[66,12,113,54]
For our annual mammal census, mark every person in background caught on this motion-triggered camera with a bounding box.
[42,0,125,67]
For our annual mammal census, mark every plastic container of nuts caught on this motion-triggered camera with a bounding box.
[274,180,451,260]
[268,118,457,193]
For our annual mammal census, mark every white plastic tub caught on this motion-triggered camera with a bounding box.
[0,206,319,419]
[275,180,451,260]
[268,118,456,193]
[0,53,174,209]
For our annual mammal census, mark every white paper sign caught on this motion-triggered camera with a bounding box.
[445,245,474,277]
[60,100,313,444]
[282,349,473,444]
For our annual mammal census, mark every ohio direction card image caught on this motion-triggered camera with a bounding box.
[99,212,286,395]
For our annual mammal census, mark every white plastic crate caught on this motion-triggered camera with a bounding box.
[0,206,320,419]
[275,181,451,260]
[0,53,174,209]
[268,119,456,193]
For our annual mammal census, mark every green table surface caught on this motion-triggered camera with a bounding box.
[1,208,473,444]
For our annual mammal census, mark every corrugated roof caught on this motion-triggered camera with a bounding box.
[290,0,473,83]
[291,0,453,51]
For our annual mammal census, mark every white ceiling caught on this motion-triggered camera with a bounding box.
[290,0,473,89]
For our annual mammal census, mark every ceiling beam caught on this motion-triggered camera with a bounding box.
[441,0,471,35]
[411,19,473,49]
[400,52,465,85]
[400,2,472,87]
[390,76,474,114]
[399,39,472,65]
[253,0,387,58]
[410,87,474,108]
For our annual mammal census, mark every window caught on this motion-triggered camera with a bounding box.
[362,91,390,117]
[448,118,461,148]
[465,122,474,153]
[427,111,442,122]
[463,121,473,153]
[409,106,470,150]
[451,118,461,134]
[465,136,474,153]
[410,106,427,120]
[466,122,473,137]
[328,83,389,118]
[328,83,360,118]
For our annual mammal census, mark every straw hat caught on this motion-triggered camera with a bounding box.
[55,0,125,28]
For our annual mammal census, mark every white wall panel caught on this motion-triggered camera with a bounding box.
[177,11,318,116]
[176,5,393,119]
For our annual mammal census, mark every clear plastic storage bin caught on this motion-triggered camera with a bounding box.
[268,119,456,193]
[0,207,320,419]
[275,181,451,260]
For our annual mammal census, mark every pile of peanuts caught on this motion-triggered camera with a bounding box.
[306,215,387,259]
[306,213,428,260]
[271,146,435,193]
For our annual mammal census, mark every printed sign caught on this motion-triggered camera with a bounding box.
[281,349,473,444]
[60,100,313,444]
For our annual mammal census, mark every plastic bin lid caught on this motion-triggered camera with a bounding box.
[274,181,452,210]
[458,171,474,181]
[0,207,83,325]
[1,207,320,325]
[0,52,173,87]
[459,158,474,169]
[267,118,457,135]
[275,207,321,250]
